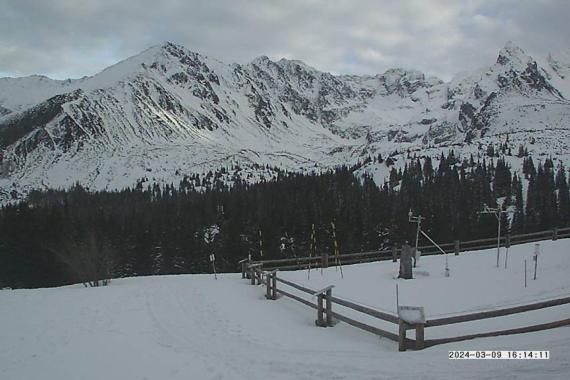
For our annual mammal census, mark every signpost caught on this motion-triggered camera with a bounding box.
[398,305,426,351]
[398,305,426,325]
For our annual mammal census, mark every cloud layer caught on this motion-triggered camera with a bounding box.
[1,0,568,81]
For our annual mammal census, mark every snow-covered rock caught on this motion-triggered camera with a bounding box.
[0,42,569,201]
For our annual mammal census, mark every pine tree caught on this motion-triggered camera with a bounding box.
[556,166,570,226]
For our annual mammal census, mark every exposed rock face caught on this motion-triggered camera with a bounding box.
[0,41,569,199]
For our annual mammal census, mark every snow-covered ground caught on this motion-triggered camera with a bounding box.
[1,239,569,379]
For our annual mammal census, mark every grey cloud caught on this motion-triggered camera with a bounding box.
[0,0,568,81]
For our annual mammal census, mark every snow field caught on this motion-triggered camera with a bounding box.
[1,239,570,379]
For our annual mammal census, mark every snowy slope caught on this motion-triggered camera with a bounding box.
[0,42,569,201]
[1,239,570,380]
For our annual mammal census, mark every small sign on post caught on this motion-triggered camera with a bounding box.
[398,305,426,351]
[398,306,426,325]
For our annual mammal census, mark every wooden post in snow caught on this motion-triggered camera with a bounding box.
[314,285,335,327]
[326,288,333,326]
[454,240,460,256]
[398,320,407,352]
[265,270,278,300]
[524,259,526,288]
[271,271,277,300]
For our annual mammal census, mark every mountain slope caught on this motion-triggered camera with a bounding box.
[0,42,569,200]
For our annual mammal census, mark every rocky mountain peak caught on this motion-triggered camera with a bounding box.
[0,42,569,203]
[496,41,533,68]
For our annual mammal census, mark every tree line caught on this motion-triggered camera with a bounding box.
[1,149,568,288]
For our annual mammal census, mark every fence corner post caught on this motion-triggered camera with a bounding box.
[398,320,407,352]
[392,244,398,262]
[315,294,325,327]
[454,240,460,256]
[415,324,425,350]
[553,227,558,241]
[325,288,333,326]
[265,272,272,299]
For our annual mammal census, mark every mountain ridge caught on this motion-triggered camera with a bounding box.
[0,41,569,202]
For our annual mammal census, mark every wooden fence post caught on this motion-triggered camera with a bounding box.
[553,228,558,241]
[415,324,425,350]
[314,285,335,327]
[506,233,511,248]
[271,271,277,300]
[398,320,407,351]
[240,258,250,279]
[265,271,277,300]
[392,244,398,262]
[265,272,272,299]
[316,294,325,327]
[322,251,329,268]
[454,240,460,256]
[326,288,333,326]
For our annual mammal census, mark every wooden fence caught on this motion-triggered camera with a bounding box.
[252,226,570,271]
[244,265,407,346]
[240,228,570,351]
[421,296,570,348]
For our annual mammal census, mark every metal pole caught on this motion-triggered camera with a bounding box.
[259,229,263,258]
[414,217,421,268]
[419,230,450,277]
[534,246,539,280]
[210,254,217,280]
[396,284,399,310]
[308,224,313,280]
[524,259,527,288]
[496,212,501,268]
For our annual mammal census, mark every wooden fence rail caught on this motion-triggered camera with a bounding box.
[246,264,402,345]
[242,227,570,351]
[424,317,570,347]
[251,227,570,271]
[330,296,399,324]
[426,296,570,327]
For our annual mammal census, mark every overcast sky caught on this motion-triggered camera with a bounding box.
[1,0,568,81]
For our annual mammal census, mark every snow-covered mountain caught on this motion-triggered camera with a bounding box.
[1,41,569,200]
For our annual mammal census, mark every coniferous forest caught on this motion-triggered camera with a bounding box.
[1,149,569,289]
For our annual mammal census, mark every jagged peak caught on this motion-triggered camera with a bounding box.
[497,41,533,67]
[382,67,425,79]
[251,55,274,67]
[548,48,570,67]
[276,58,319,73]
